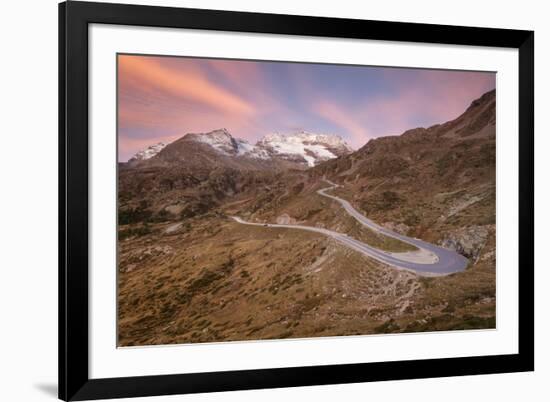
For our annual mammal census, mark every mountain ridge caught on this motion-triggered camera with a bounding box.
[126,129,353,168]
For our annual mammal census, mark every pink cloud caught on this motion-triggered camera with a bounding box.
[353,70,495,138]
[314,101,371,147]
[118,55,256,117]
[117,55,273,158]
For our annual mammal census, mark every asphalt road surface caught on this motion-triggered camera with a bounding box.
[233,181,468,276]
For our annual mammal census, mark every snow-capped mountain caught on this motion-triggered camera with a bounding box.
[256,131,353,167]
[185,129,241,155]
[128,142,167,163]
[127,129,352,168]
[177,129,269,159]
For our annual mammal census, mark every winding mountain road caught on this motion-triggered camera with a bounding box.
[232,180,468,276]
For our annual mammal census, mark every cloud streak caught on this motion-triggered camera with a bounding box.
[313,101,371,147]
[118,55,495,161]
[119,55,255,116]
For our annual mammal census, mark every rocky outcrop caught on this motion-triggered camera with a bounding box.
[438,193,487,222]
[439,225,492,260]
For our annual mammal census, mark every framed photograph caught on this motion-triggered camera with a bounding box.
[59,1,534,400]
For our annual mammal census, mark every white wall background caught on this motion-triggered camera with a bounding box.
[0,0,546,401]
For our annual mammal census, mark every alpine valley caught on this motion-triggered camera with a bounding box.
[117,90,496,346]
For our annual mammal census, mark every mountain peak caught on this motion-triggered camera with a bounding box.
[183,128,240,155]
[257,131,353,167]
[128,142,167,163]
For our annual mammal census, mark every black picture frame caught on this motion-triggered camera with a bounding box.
[59,1,534,400]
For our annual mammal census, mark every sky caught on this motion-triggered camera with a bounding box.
[118,54,495,162]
